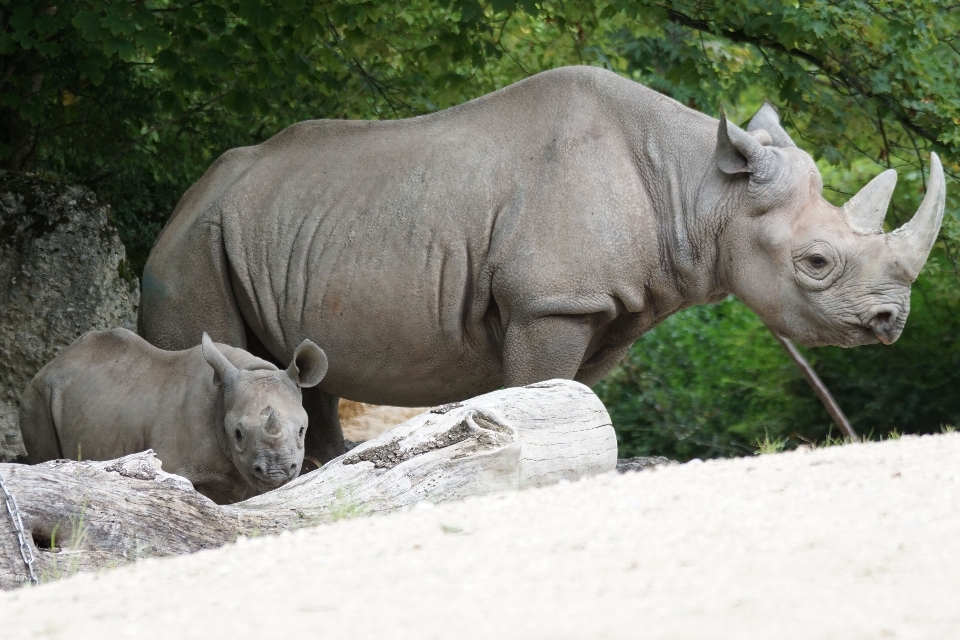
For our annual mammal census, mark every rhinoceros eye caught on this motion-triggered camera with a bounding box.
[298,426,305,438]
[793,241,842,290]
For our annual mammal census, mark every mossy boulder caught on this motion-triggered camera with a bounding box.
[0,173,139,461]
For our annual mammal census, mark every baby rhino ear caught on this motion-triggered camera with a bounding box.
[202,332,239,388]
[286,339,328,389]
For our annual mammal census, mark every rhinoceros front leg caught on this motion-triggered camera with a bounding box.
[573,341,634,387]
[139,215,247,351]
[301,386,346,470]
[502,315,594,387]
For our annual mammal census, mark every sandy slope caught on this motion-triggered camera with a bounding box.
[2,433,959,639]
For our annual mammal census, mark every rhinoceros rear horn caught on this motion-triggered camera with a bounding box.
[843,168,897,234]
[201,332,239,388]
[889,152,946,280]
[286,339,328,389]
[716,105,777,177]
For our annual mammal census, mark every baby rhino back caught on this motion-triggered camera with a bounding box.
[19,328,329,504]
[19,329,199,463]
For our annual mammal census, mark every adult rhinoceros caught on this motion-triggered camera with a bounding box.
[140,66,945,464]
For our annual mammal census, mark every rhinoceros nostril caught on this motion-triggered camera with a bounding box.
[867,309,900,345]
[253,464,264,476]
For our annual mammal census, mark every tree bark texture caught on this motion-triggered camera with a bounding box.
[0,380,616,589]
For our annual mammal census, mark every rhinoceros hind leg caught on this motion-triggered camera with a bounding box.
[139,217,246,351]
[19,382,65,463]
[301,387,345,471]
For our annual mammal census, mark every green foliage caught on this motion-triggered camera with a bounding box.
[3,0,959,456]
[595,298,827,460]
[605,1,960,256]
[1,0,604,269]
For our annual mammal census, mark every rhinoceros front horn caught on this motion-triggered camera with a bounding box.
[843,168,897,234]
[889,152,946,280]
[264,410,281,436]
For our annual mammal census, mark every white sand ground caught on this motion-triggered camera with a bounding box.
[1,433,959,639]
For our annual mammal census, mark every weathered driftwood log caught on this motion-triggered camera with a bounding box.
[0,380,616,589]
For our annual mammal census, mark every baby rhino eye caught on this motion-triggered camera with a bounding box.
[808,255,827,269]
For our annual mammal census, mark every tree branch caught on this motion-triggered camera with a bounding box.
[768,329,857,440]
[663,9,946,150]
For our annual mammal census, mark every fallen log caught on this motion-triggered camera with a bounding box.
[0,380,616,589]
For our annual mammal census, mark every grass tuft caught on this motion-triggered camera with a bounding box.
[754,430,788,455]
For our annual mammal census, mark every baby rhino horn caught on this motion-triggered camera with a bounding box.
[264,410,281,436]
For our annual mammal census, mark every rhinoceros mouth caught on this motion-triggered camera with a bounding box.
[247,474,291,492]
[247,459,300,490]
[835,322,880,347]
[803,321,879,348]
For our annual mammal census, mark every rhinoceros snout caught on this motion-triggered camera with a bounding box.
[864,305,903,345]
[251,461,300,486]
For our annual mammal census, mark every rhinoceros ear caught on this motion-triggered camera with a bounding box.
[716,105,778,177]
[286,339,328,389]
[746,101,797,149]
[201,332,239,388]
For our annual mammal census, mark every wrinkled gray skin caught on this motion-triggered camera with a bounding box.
[140,66,945,465]
[20,328,328,504]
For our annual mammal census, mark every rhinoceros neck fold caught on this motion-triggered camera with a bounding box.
[602,76,730,308]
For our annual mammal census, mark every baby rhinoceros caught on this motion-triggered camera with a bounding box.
[19,328,328,504]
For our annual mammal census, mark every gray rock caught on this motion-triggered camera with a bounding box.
[0,172,139,461]
[616,456,677,473]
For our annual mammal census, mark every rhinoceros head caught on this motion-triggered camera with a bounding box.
[201,333,328,491]
[714,103,945,347]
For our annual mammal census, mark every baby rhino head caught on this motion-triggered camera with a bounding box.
[201,333,328,493]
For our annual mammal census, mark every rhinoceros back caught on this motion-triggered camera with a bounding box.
[20,329,203,463]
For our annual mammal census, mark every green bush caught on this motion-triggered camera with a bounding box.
[595,298,823,461]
